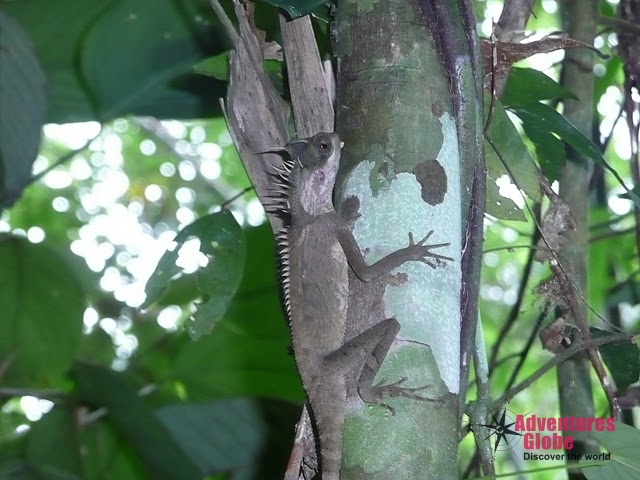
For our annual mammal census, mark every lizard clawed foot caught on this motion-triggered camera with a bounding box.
[366,377,443,415]
[406,231,454,268]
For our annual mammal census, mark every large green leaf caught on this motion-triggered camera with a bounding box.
[80,419,148,480]
[521,119,566,182]
[0,431,28,479]
[582,423,640,480]
[72,362,202,480]
[157,399,298,478]
[510,102,640,208]
[2,0,230,123]
[484,98,541,221]
[143,210,246,340]
[590,328,640,394]
[501,67,578,107]
[25,406,83,480]
[163,225,301,403]
[0,12,47,209]
[0,235,85,387]
[168,298,300,403]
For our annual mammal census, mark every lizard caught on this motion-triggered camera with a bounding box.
[270,131,452,480]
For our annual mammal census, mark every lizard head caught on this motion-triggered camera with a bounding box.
[289,132,342,216]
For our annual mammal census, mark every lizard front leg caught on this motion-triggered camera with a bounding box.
[333,215,452,282]
[330,218,451,411]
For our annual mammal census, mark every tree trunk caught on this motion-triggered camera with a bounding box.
[333,1,484,478]
[557,0,600,477]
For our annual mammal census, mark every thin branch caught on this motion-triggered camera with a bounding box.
[208,0,239,44]
[483,332,635,414]
[487,133,620,415]
[219,185,254,210]
[598,15,640,36]
[488,205,541,372]
[502,310,547,392]
[30,127,103,186]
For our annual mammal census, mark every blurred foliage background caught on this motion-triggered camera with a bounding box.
[0,0,639,479]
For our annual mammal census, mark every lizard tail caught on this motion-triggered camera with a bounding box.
[310,381,346,480]
[317,418,342,480]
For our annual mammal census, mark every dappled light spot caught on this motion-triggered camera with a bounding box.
[140,138,157,155]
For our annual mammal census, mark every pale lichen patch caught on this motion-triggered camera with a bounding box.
[342,112,462,393]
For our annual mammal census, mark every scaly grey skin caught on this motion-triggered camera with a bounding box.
[274,132,451,480]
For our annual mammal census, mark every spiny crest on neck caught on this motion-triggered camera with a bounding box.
[269,132,342,320]
[263,132,342,220]
[262,150,295,220]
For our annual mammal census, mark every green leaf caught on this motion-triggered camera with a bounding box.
[0,235,85,387]
[484,98,541,221]
[0,432,28,480]
[501,67,578,107]
[607,280,640,307]
[72,362,202,480]
[0,12,47,208]
[520,120,566,182]
[170,305,301,403]
[484,178,526,221]
[25,406,83,479]
[258,0,328,18]
[510,103,640,208]
[165,225,302,403]
[195,54,285,95]
[582,423,640,480]
[2,0,230,123]
[193,52,229,81]
[157,399,298,478]
[590,328,640,394]
[143,210,245,340]
[80,419,148,480]
[618,183,640,201]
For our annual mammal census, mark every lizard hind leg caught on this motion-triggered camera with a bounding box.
[326,317,442,414]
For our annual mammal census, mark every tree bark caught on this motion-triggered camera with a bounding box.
[557,0,600,477]
[333,1,483,477]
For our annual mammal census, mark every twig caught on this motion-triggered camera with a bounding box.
[219,185,254,210]
[30,127,103,186]
[486,134,621,416]
[483,332,635,413]
[208,0,239,44]
[488,204,540,372]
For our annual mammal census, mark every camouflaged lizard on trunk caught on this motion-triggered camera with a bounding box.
[271,132,451,480]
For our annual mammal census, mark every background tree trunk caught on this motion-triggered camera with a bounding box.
[557,0,600,477]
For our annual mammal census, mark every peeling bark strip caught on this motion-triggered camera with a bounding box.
[224,0,290,233]
[279,14,334,136]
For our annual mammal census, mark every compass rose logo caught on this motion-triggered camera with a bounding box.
[475,409,523,453]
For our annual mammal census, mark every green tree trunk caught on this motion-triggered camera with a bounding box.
[557,0,600,477]
[332,1,483,478]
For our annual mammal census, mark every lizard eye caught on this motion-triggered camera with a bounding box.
[319,142,329,150]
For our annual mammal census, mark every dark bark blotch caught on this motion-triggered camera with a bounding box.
[413,159,447,205]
